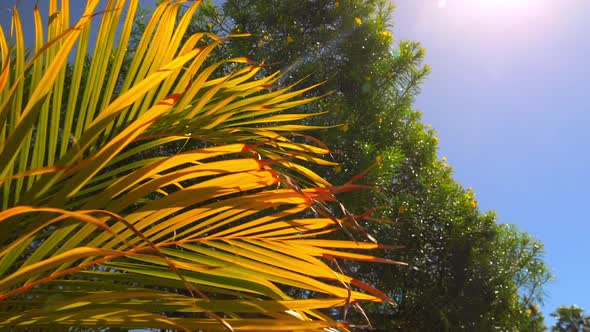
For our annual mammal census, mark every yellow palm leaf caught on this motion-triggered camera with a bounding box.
[0,1,400,330]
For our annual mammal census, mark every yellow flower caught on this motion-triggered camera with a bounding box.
[377,116,382,124]
[287,35,294,44]
[467,186,473,192]
[376,156,383,165]
[263,35,270,41]
[379,30,393,41]
[441,156,447,162]
[526,309,532,316]
[470,201,477,208]
[354,17,362,25]
[432,136,439,143]
[341,123,349,132]
[426,124,432,129]
[335,1,340,8]
[334,165,342,173]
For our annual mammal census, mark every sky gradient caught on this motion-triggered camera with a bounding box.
[1,0,588,326]
[392,0,590,323]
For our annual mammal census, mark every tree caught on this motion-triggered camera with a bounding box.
[189,0,554,330]
[0,1,397,330]
[551,306,590,332]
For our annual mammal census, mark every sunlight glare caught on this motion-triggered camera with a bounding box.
[473,0,537,10]
[438,0,550,22]
[438,0,543,12]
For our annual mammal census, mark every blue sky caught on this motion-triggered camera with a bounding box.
[392,0,590,323]
[1,0,588,326]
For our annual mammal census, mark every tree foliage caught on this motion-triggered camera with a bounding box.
[551,305,590,332]
[178,0,554,330]
[0,1,398,330]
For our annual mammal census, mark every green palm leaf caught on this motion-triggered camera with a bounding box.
[0,1,401,330]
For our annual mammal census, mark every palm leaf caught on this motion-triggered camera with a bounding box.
[0,1,402,330]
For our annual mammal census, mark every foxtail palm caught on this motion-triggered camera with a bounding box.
[0,1,401,330]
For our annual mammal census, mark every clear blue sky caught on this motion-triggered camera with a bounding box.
[1,0,589,326]
[392,0,590,323]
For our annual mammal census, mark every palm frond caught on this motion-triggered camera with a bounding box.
[0,1,401,330]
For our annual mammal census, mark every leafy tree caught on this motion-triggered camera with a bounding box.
[182,0,554,330]
[526,302,548,332]
[551,305,590,332]
[0,1,397,330]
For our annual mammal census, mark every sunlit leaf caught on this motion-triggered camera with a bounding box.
[0,0,398,330]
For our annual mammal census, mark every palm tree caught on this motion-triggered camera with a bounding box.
[0,1,401,330]
[551,305,590,332]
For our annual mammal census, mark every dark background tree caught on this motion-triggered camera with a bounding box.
[551,305,590,332]
[132,0,553,330]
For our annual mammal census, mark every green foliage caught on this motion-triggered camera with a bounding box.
[122,0,557,330]
[177,0,555,330]
[551,305,590,332]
